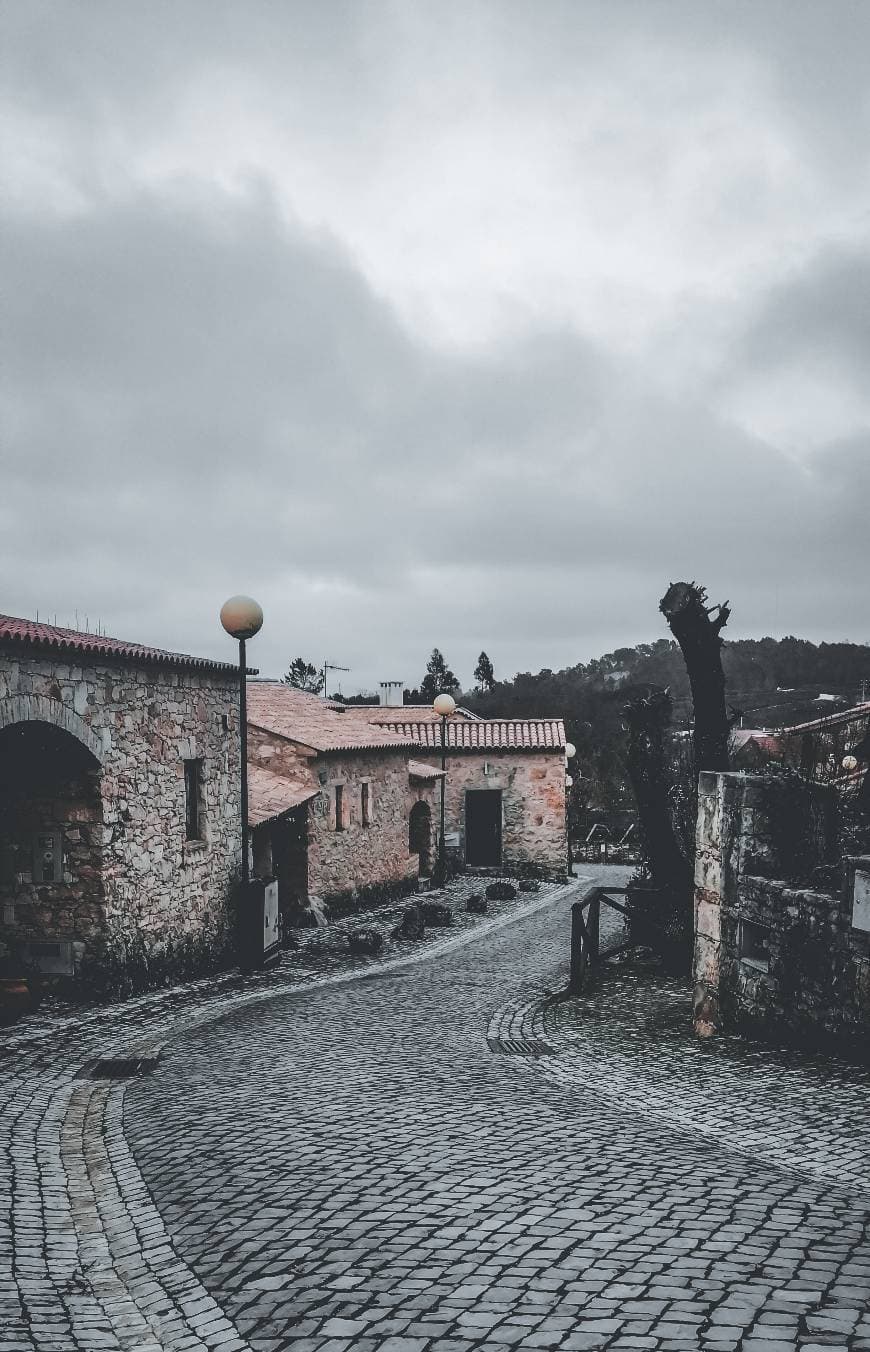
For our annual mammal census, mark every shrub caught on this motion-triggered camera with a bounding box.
[485,881,517,901]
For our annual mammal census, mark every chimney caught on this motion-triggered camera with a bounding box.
[379,681,404,707]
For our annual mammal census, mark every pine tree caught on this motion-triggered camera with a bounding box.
[474,651,495,692]
[419,648,461,701]
[282,658,324,693]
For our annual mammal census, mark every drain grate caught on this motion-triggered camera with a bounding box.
[487,1036,557,1058]
[83,1046,162,1079]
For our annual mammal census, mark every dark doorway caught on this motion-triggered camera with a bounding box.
[409,801,432,877]
[0,721,103,966]
[270,806,309,926]
[465,789,502,867]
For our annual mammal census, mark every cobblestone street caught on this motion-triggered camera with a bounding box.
[3,867,870,1351]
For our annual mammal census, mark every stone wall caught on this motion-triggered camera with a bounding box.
[693,770,870,1048]
[0,648,241,986]
[247,727,436,907]
[416,750,567,877]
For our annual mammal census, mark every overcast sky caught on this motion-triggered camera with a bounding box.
[1,2,868,692]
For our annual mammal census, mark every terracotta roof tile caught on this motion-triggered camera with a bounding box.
[365,705,481,723]
[782,702,870,735]
[0,613,242,676]
[407,759,445,780]
[248,765,319,827]
[246,684,416,753]
[387,719,566,751]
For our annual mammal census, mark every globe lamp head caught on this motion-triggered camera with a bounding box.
[220,595,263,641]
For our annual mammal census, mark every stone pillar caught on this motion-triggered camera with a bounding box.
[692,771,744,1037]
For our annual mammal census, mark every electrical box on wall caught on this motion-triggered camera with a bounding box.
[32,831,62,884]
[852,865,870,933]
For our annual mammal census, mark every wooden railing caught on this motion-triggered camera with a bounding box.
[568,886,635,993]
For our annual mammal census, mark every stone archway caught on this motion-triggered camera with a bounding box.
[0,716,104,974]
[409,800,432,878]
[0,695,104,764]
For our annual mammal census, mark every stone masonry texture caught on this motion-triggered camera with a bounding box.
[247,724,438,904]
[693,771,870,1043]
[0,646,241,986]
[415,748,567,876]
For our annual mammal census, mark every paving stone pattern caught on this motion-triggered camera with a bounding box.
[2,867,869,1350]
[0,877,572,1351]
[122,866,869,1352]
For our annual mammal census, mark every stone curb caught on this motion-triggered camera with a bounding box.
[108,874,592,1064]
[504,965,870,1205]
[0,878,591,1352]
[1,875,592,1065]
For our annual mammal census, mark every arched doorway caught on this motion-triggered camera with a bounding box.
[409,800,432,878]
[0,720,103,974]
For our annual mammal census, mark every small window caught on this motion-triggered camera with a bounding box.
[334,783,344,832]
[361,782,371,828]
[184,760,203,840]
[738,918,771,972]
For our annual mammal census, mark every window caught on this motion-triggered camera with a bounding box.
[334,783,345,832]
[361,782,371,827]
[738,918,771,972]
[184,759,203,840]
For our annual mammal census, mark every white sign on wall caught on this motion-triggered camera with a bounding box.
[852,867,870,933]
[263,879,280,950]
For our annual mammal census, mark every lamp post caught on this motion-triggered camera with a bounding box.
[433,692,456,886]
[220,595,263,887]
[565,741,576,875]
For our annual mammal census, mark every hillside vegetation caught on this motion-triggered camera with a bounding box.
[464,637,870,813]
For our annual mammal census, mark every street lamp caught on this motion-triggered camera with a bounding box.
[433,692,456,886]
[564,741,576,875]
[220,595,263,887]
[842,755,858,772]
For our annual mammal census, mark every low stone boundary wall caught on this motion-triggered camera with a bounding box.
[693,770,870,1048]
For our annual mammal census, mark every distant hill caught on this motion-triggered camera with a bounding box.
[464,636,870,813]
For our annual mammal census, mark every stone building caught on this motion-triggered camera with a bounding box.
[693,769,870,1051]
[246,686,568,920]
[0,614,242,990]
[246,685,441,921]
[363,707,568,876]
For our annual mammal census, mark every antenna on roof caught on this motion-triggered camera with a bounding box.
[322,660,350,699]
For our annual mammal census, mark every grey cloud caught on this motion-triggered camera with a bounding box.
[725,245,870,388]
[2,181,867,690]
[2,4,869,691]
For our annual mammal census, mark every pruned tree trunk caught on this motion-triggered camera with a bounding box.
[660,581,732,773]
[624,689,694,905]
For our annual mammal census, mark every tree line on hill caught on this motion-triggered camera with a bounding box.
[282,635,869,815]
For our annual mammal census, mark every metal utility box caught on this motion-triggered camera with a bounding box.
[851,861,870,934]
[241,877,281,969]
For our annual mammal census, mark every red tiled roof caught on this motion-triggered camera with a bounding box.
[366,705,481,724]
[248,765,319,827]
[407,759,445,781]
[387,719,566,751]
[0,613,243,676]
[781,702,870,735]
[246,683,416,753]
